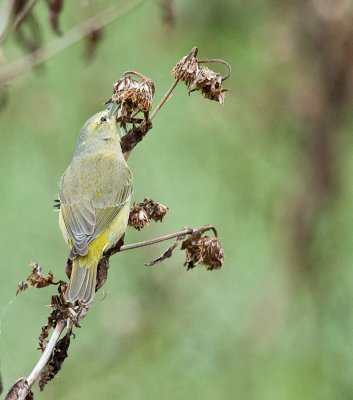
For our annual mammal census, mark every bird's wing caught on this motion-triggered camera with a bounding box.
[60,168,132,257]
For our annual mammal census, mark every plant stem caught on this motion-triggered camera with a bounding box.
[0,0,148,84]
[7,320,66,400]
[0,0,38,47]
[198,58,232,81]
[12,0,38,33]
[119,225,212,251]
[150,78,180,120]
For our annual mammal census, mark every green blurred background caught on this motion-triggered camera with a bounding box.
[1,0,353,399]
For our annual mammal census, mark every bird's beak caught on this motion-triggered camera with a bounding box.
[107,103,119,118]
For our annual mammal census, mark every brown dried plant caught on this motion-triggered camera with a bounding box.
[172,47,231,104]
[5,47,230,400]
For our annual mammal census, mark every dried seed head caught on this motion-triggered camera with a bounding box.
[146,200,169,222]
[128,198,169,230]
[193,66,228,105]
[184,243,203,270]
[182,230,224,270]
[200,236,224,270]
[172,53,199,89]
[109,72,155,114]
[128,204,150,230]
[172,48,231,104]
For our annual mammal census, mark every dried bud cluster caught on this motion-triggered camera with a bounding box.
[107,72,155,115]
[181,229,224,270]
[172,48,230,105]
[128,198,169,230]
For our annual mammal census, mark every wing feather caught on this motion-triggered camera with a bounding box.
[60,162,132,257]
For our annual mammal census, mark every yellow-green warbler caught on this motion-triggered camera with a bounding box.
[58,108,132,304]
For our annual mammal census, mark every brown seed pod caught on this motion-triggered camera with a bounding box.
[108,71,155,115]
[199,236,224,270]
[193,66,228,105]
[172,47,231,105]
[144,199,169,222]
[172,47,199,89]
[128,198,169,230]
[128,204,150,231]
[181,227,224,270]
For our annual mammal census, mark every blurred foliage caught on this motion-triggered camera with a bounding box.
[0,0,353,399]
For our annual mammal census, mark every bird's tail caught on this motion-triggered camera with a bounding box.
[65,257,98,304]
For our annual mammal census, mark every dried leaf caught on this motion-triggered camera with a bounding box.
[95,257,109,291]
[120,119,152,153]
[39,334,70,391]
[145,236,183,266]
[158,0,176,28]
[46,0,64,35]
[38,324,51,352]
[84,25,103,61]
[17,263,54,295]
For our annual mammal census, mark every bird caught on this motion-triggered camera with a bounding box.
[58,107,133,304]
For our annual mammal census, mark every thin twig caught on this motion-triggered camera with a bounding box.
[11,0,38,35]
[0,0,148,84]
[18,321,66,400]
[119,225,212,251]
[150,78,180,120]
[198,58,232,81]
[0,0,39,47]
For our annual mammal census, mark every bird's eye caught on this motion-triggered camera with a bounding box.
[100,116,107,123]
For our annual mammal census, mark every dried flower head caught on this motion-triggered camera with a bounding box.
[128,198,169,230]
[193,66,229,105]
[172,47,199,89]
[108,72,155,115]
[181,228,224,270]
[145,199,169,222]
[199,236,224,270]
[172,47,231,105]
[128,204,150,230]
